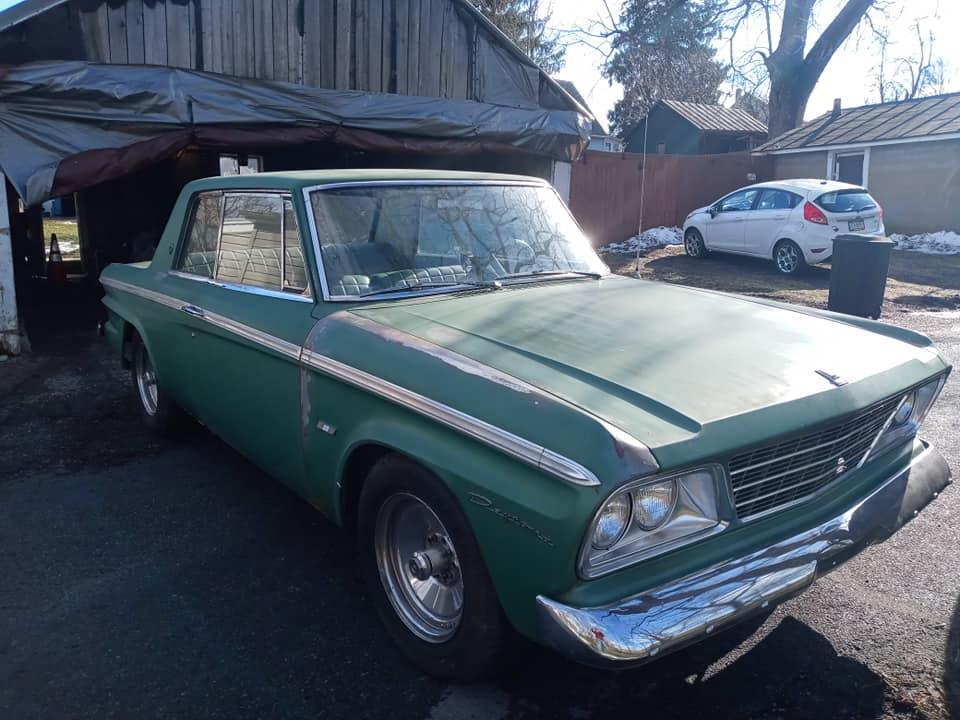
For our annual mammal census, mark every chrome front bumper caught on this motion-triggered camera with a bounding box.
[536,442,951,668]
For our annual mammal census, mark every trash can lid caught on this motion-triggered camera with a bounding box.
[833,233,894,246]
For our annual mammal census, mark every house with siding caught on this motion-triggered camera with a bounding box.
[755,94,960,234]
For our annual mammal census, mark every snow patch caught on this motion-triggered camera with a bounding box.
[600,226,683,254]
[890,231,960,255]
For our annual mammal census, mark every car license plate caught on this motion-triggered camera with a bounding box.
[849,219,865,231]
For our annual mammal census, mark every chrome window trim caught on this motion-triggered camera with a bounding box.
[168,270,314,303]
[300,179,556,304]
[100,275,599,487]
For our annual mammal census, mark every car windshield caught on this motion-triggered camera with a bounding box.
[309,183,607,298]
[816,189,877,214]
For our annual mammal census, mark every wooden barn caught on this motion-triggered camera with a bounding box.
[0,0,591,354]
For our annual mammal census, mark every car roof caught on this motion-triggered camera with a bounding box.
[748,178,867,194]
[183,168,549,193]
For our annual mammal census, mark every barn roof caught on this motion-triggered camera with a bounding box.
[756,92,960,153]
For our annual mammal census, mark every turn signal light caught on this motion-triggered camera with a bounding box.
[803,202,828,225]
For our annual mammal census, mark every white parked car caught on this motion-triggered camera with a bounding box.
[682,179,885,275]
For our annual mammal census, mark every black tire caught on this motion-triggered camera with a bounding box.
[358,453,504,681]
[130,334,180,435]
[684,228,708,258]
[773,239,806,276]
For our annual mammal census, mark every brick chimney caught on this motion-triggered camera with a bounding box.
[831,98,842,118]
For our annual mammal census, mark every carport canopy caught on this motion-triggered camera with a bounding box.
[0,61,589,206]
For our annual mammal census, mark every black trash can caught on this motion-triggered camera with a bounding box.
[828,234,894,319]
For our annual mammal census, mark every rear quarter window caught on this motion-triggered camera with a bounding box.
[816,189,876,213]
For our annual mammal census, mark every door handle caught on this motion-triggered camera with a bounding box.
[181,304,205,318]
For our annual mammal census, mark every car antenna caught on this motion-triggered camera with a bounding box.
[634,115,650,277]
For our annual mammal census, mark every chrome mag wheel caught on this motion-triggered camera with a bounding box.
[374,492,464,643]
[135,346,159,416]
[776,242,801,274]
[685,231,703,257]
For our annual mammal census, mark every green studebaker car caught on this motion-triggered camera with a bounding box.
[100,169,952,680]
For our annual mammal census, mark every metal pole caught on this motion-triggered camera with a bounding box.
[0,171,21,355]
[634,116,650,276]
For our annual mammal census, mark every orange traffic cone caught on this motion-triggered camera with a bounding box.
[47,233,66,283]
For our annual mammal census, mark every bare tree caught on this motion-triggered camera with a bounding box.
[870,18,945,102]
[722,0,878,137]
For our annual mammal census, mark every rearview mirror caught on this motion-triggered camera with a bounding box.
[709,206,719,218]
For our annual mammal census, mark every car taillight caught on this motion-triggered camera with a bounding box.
[878,204,884,221]
[804,201,828,225]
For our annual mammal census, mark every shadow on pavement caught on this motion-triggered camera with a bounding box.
[494,615,896,719]
[948,595,960,720]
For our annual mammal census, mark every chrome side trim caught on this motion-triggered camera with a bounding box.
[101,277,182,311]
[301,348,600,487]
[100,277,301,361]
[101,276,602,486]
[537,442,951,668]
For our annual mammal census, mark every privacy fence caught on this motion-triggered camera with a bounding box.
[569,151,774,247]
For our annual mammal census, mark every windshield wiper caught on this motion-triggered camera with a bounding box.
[496,270,605,282]
[357,281,497,298]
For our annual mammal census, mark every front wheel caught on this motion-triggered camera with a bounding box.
[684,228,708,258]
[358,454,504,681]
[773,239,806,275]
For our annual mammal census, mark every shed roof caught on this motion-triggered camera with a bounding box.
[660,100,768,134]
[757,92,960,153]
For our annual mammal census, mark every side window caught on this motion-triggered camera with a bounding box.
[719,189,759,212]
[214,193,310,295]
[216,194,283,290]
[757,189,797,211]
[177,192,222,277]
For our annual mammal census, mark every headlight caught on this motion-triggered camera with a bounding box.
[591,493,631,549]
[634,480,677,530]
[579,466,726,579]
[867,374,947,461]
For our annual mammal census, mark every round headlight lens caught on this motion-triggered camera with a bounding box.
[893,392,916,426]
[591,492,632,550]
[634,480,678,530]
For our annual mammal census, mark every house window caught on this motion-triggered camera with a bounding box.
[656,142,666,155]
[827,149,870,187]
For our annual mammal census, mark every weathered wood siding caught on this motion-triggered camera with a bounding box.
[0,0,569,109]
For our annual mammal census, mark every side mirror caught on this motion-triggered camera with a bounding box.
[709,206,719,219]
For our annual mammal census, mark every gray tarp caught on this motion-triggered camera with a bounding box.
[0,61,590,205]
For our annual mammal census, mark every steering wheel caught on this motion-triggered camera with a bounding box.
[497,238,537,274]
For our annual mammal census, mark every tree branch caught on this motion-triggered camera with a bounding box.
[802,0,876,88]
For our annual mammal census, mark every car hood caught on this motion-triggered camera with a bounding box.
[336,276,944,471]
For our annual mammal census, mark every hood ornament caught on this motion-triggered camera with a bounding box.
[816,369,847,387]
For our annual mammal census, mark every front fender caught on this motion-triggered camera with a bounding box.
[300,366,602,637]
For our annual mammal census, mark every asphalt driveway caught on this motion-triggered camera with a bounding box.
[1,290,958,720]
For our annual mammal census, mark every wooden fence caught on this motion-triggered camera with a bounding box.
[569,151,773,247]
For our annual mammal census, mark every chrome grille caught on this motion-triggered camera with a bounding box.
[728,394,902,519]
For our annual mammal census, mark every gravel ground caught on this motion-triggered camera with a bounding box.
[0,282,957,720]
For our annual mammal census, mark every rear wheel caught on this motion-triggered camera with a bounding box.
[773,239,806,275]
[131,335,181,434]
[358,454,504,681]
[684,228,708,258]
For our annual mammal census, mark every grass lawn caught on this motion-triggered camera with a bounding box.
[603,246,960,313]
[42,218,80,259]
